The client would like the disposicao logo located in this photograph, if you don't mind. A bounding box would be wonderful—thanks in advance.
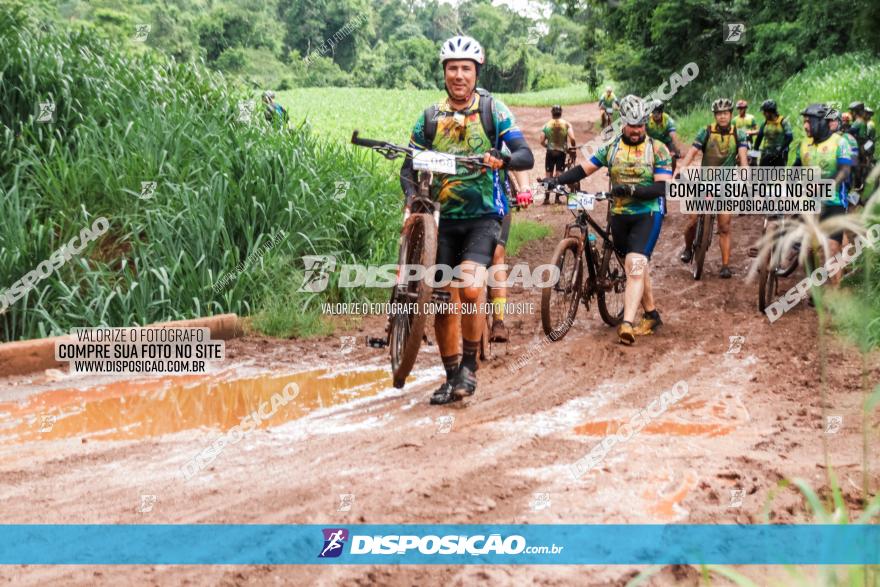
[318,528,349,558]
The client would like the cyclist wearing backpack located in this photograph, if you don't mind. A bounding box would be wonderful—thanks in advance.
[545,95,673,345]
[540,105,577,204]
[676,98,750,279]
[793,103,852,285]
[754,100,793,167]
[400,35,533,405]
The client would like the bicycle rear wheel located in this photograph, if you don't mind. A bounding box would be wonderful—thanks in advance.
[693,214,714,280]
[541,237,583,339]
[597,246,626,326]
[389,213,436,388]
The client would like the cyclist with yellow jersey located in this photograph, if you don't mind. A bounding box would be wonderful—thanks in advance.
[540,105,577,204]
[793,103,852,286]
[676,98,749,279]
[647,102,681,162]
[400,35,534,404]
[754,100,793,167]
[545,95,673,344]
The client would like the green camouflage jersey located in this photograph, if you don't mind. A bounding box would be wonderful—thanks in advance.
[589,136,673,215]
[794,133,853,208]
[693,123,749,167]
[408,93,523,220]
[647,113,677,147]
[542,118,571,152]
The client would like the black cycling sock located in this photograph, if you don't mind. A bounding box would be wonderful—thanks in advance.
[461,340,479,371]
[645,309,660,320]
[442,354,461,381]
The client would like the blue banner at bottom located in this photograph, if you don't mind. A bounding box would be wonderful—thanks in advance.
[1,525,878,564]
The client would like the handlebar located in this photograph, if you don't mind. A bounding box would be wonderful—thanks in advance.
[351,130,389,150]
[350,130,493,168]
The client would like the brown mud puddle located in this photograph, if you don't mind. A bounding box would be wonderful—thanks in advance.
[0,368,389,443]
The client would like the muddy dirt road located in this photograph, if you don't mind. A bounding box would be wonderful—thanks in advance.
[1,103,877,586]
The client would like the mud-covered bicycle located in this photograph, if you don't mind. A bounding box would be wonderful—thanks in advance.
[351,131,492,388]
[539,183,626,340]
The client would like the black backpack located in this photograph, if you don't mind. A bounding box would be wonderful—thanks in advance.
[422,87,498,150]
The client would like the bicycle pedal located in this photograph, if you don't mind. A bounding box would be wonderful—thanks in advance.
[367,337,387,348]
[747,247,759,258]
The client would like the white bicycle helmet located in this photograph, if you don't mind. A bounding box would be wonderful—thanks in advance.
[439,35,485,65]
[619,94,651,125]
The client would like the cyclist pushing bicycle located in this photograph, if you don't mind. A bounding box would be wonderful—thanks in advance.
[676,98,750,279]
[400,35,533,405]
[544,95,673,345]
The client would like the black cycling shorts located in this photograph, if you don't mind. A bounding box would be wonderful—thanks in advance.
[610,212,663,259]
[497,213,512,247]
[819,204,846,243]
[545,150,567,174]
[436,216,502,269]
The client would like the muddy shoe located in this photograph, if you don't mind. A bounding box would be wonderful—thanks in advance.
[633,312,662,336]
[429,381,460,405]
[679,248,693,264]
[451,364,477,398]
[617,321,635,345]
[489,319,508,343]
[719,265,732,279]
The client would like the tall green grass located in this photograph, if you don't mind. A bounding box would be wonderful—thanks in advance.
[0,6,399,341]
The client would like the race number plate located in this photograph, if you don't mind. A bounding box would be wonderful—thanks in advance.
[413,151,456,174]
[568,193,595,211]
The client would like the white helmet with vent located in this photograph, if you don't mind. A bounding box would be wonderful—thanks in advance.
[439,35,485,65]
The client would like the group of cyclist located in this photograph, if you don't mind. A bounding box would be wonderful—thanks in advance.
[389,33,874,405]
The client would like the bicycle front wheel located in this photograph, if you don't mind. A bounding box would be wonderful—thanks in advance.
[389,213,436,388]
[541,237,583,340]
[693,214,714,280]
[597,246,626,326]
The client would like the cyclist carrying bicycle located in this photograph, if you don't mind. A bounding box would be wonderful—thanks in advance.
[754,100,793,167]
[545,95,673,345]
[540,105,577,204]
[793,103,852,286]
[677,98,749,279]
[400,35,534,405]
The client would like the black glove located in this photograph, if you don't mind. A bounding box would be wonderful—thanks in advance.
[611,184,634,198]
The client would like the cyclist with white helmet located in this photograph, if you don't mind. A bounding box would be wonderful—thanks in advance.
[545,95,673,345]
[676,98,749,279]
[400,35,534,405]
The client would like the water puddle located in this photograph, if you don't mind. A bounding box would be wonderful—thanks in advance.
[0,368,391,444]
[573,419,733,437]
